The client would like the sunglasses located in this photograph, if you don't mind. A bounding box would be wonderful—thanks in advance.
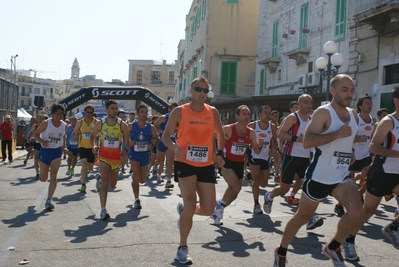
[86,111,94,114]
[193,87,210,94]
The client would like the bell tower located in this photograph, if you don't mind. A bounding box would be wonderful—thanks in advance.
[71,58,80,79]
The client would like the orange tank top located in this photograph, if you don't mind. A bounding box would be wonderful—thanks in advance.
[176,103,215,167]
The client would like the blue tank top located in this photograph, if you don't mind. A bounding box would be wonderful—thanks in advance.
[66,125,78,149]
[24,124,32,140]
[130,121,152,154]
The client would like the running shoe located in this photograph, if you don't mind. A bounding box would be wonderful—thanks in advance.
[70,168,74,176]
[95,174,102,191]
[165,180,174,189]
[175,245,193,265]
[263,192,273,214]
[274,174,280,184]
[36,173,40,180]
[322,243,346,267]
[66,167,71,175]
[121,167,126,174]
[286,196,299,205]
[134,199,142,209]
[242,176,249,186]
[306,216,324,230]
[273,246,287,267]
[210,201,224,225]
[100,208,110,220]
[157,175,163,183]
[394,208,399,218]
[382,224,399,249]
[342,240,359,261]
[253,204,263,214]
[80,184,86,193]
[334,204,345,217]
[177,202,184,229]
[23,160,27,165]
[44,200,54,211]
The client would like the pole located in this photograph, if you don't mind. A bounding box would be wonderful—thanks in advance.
[325,53,333,101]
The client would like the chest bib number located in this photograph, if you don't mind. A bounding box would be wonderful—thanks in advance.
[231,142,247,155]
[83,132,91,140]
[186,145,208,162]
[134,141,148,152]
[69,139,78,145]
[330,151,351,170]
[104,138,119,148]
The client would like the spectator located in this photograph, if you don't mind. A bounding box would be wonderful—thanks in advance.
[0,115,15,162]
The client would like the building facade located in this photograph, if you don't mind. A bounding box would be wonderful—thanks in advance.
[176,0,260,120]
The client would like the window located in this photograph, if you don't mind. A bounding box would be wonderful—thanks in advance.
[179,82,182,92]
[183,78,186,92]
[299,2,309,49]
[43,89,47,96]
[259,69,265,95]
[194,15,197,35]
[137,70,142,85]
[34,88,40,94]
[21,99,25,106]
[185,32,188,50]
[278,69,282,81]
[335,0,346,40]
[190,22,194,41]
[202,0,206,19]
[197,6,201,27]
[272,19,279,58]
[227,0,239,3]
[380,92,395,113]
[308,61,313,73]
[151,71,160,83]
[199,59,202,76]
[220,61,237,95]
[385,64,399,85]
[193,65,198,79]
[169,71,175,83]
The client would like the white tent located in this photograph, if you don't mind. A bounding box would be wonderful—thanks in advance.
[18,108,32,119]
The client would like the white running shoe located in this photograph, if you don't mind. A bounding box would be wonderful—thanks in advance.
[263,192,273,214]
[342,240,359,261]
[253,204,263,214]
[306,216,324,230]
[175,245,193,265]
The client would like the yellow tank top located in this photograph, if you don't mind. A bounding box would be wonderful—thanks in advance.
[79,118,97,148]
[98,118,123,160]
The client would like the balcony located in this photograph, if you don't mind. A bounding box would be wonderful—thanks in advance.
[285,48,311,65]
[258,58,281,72]
[354,0,399,34]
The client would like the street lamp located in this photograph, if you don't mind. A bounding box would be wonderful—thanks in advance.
[207,90,214,104]
[315,41,344,101]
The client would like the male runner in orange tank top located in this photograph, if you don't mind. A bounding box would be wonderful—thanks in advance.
[162,77,225,265]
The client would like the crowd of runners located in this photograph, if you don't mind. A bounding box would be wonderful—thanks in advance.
[10,75,399,266]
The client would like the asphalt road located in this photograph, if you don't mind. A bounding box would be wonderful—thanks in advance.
[0,152,397,266]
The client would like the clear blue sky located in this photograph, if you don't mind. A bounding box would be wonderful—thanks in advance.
[1,0,192,82]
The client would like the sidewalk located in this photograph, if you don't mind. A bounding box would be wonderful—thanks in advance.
[0,147,27,166]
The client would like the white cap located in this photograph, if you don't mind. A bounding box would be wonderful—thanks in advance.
[5,115,11,119]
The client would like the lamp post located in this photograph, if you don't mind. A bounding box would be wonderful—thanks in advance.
[315,41,344,101]
[207,90,214,104]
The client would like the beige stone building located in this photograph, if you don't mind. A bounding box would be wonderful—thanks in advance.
[176,0,259,119]
[352,0,399,116]
[128,59,177,114]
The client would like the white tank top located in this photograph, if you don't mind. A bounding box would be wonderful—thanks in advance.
[305,104,357,184]
[373,114,399,174]
[40,119,66,149]
[251,121,273,160]
[353,114,374,160]
[283,112,311,158]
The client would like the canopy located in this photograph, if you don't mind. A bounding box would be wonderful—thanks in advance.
[18,108,32,119]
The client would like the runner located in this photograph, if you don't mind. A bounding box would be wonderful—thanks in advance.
[248,105,277,214]
[128,104,159,209]
[210,105,263,225]
[33,104,67,210]
[162,77,225,265]
[73,104,97,193]
[90,100,129,220]
[66,117,78,176]
[274,74,362,267]
[28,114,46,179]
[23,117,36,165]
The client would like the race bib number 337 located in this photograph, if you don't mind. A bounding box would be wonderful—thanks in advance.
[186,145,209,162]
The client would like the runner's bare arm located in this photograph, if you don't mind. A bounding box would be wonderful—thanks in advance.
[151,125,160,146]
[90,120,101,153]
[33,120,48,146]
[369,117,399,158]
[277,114,297,142]
[249,128,262,155]
[153,116,166,134]
[271,123,278,152]
[72,119,81,141]
[121,122,130,150]
[162,107,181,150]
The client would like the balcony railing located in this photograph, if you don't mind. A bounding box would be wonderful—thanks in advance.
[354,0,399,15]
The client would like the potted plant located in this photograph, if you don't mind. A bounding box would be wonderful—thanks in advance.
[282,33,288,38]
[301,28,310,33]
[289,30,296,35]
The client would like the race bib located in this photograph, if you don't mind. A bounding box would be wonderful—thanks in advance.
[104,137,119,148]
[134,141,148,152]
[330,151,351,170]
[231,142,248,155]
[83,132,91,140]
[48,133,61,145]
[186,145,209,162]
[69,139,78,145]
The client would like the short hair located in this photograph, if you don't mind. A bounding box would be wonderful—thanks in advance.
[51,103,65,114]
[289,101,298,109]
[330,74,353,89]
[356,94,372,113]
[392,86,399,106]
[236,105,249,115]
[190,76,209,88]
[169,102,179,109]
[129,112,136,115]
[258,105,271,115]
[84,104,95,112]
[271,110,279,116]
[298,94,312,102]
[106,99,117,109]
[117,110,126,116]
[377,108,389,117]
[136,104,148,114]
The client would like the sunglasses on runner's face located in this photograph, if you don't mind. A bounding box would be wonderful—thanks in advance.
[193,87,210,94]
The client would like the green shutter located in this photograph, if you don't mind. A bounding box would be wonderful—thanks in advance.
[227,0,239,3]
[299,3,308,49]
[380,92,395,113]
[335,0,346,40]
[202,0,206,19]
[272,20,279,58]
[220,62,237,95]
[179,82,182,92]
[259,69,265,95]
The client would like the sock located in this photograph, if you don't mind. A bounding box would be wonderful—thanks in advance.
[254,199,259,206]
[290,192,295,197]
[218,199,227,207]
[82,183,86,186]
[167,177,171,182]
[328,239,341,250]
[46,198,51,204]
[346,234,355,243]
[389,219,399,231]
[277,246,287,256]
[135,198,140,201]
[101,207,106,211]
[266,193,273,202]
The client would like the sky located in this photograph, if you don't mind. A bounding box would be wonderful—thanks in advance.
[0,0,192,82]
